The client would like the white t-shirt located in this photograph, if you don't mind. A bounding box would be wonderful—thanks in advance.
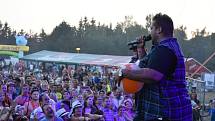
[30,64,34,70]
[30,107,44,121]
[112,96,124,108]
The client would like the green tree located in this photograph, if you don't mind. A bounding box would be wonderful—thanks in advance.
[191,27,209,38]
[2,22,12,38]
[18,29,25,36]
[145,14,153,31]
[39,28,47,38]
[174,25,187,40]
[90,18,96,26]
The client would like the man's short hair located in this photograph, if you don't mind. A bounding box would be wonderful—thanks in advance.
[30,88,39,94]
[152,13,174,36]
[103,96,110,101]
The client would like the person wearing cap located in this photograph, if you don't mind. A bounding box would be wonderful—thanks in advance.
[123,99,135,121]
[70,100,91,121]
[15,105,24,115]
[56,108,70,121]
[70,100,103,121]
[13,105,27,120]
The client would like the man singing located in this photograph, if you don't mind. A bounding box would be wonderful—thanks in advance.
[121,13,192,121]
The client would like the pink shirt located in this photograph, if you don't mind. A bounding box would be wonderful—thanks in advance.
[15,95,30,106]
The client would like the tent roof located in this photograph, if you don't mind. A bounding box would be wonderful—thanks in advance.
[21,51,211,74]
[21,50,132,67]
[185,58,212,75]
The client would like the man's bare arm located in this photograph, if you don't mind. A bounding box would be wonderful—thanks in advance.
[122,68,164,84]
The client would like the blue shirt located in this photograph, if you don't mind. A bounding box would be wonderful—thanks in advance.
[210,108,215,121]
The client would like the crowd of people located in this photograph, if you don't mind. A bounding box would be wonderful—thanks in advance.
[0,60,136,121]
[0,58,215,121]
[0,59,215,121]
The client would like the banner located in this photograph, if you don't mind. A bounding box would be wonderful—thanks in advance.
[204,73,215,87]
[0,45,29,52]
[0,51,18,57]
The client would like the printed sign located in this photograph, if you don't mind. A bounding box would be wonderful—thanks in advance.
[0,45,29,51]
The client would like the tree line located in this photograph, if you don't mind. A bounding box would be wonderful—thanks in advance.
[0,15,214,71]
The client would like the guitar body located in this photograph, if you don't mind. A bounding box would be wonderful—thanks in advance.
[119,63,144,94]
[120,78,144,93]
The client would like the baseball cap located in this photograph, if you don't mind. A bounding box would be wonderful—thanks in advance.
[56,108,69,117]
